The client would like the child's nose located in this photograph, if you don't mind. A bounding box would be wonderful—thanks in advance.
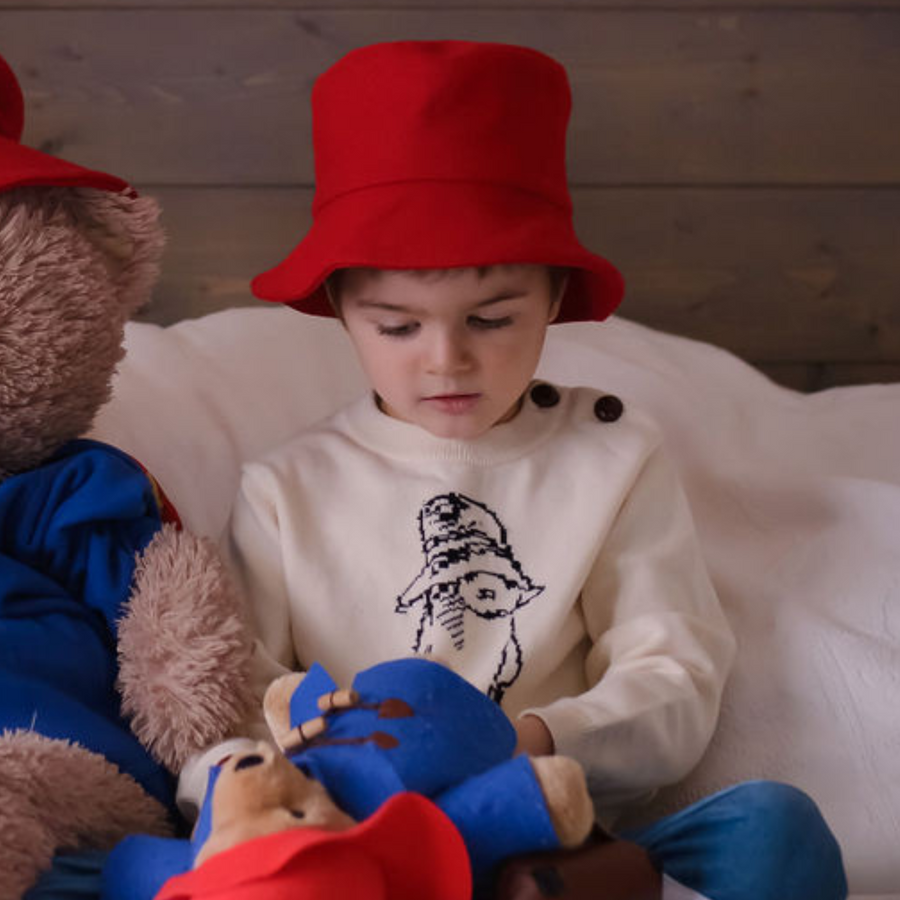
[426,329,472,374]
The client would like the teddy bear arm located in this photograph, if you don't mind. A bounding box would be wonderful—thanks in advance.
[118,524,255,772]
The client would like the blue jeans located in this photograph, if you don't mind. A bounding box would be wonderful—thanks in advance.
[624,781,848,900]
[27,781,847,900]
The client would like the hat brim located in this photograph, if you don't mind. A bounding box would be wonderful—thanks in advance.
[251,180,624,323]
[154,792,471,900]
[0,134,130,194]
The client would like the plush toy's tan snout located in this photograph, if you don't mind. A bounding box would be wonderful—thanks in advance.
[194,742,357,868]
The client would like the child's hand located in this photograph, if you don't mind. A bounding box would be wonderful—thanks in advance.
[514,714,555,757]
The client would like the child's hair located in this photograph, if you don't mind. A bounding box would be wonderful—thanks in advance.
[325,265,570,317]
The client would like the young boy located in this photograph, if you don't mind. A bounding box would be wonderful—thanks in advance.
[181,41,847,900]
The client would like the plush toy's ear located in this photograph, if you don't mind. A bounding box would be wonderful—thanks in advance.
[69,187,165,318]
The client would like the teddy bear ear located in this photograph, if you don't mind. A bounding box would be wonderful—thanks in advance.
[72,187,166,318]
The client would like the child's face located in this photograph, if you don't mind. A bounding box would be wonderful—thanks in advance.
[338,265,563,440]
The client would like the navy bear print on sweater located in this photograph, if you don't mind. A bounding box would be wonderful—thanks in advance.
[395,493,544,703]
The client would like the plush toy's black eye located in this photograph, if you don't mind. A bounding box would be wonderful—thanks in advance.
[290,809,306,819]
[234,754,265,771]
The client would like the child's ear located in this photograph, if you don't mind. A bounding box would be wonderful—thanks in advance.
[548,272,569,323]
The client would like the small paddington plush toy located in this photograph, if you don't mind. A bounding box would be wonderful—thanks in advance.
[0,53,253,898]
[114,740,473,900]
[103,657,595,900]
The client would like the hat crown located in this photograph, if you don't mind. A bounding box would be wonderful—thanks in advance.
[0,55,25,143]
[311,41,572,215]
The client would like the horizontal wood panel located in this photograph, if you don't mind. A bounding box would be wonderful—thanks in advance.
[142,185,900,371]
[3,8,899,185]
[4,1,900,8]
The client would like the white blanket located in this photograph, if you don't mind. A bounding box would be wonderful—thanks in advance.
[92,307,900,898]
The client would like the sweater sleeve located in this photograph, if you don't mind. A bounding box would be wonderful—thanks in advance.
[522,443,736,811]
[224,461,300,698]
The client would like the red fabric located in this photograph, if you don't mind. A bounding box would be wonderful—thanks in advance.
[0,53,130,194]
[154,793,471,900]
[252,40,625,323]
[133,459,183,530]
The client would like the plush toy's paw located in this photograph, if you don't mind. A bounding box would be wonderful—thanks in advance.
[530,756,595,848]
[263,671,361,755]
[118,524,254,772]
[262,672,306,751]
[194,741,356,868]
[0,730,172,900]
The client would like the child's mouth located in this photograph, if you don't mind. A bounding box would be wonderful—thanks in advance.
[424,394,481,415]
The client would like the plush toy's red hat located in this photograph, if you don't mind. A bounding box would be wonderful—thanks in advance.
[0,53,129,194]
[252,40,625,323]
[154,792,471,900]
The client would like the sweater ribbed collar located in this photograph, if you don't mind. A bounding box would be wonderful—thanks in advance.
[337,382,566,466]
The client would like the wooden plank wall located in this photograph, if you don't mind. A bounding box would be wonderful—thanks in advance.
[1,1,898,390]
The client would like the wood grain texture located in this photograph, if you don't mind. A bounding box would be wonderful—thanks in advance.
[145,185,900,359]
[3,8,899,185]
[1,4,897,388]
[3,1,900,8]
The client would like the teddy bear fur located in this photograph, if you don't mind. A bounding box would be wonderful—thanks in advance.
[0,181,253,899]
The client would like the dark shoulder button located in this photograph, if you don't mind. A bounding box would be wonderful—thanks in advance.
[594,394,624,422]
[530,382,560,408]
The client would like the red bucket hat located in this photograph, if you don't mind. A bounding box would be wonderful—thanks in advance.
[252,40,624,323]
[0,52,129,194]
[154,792,471,900]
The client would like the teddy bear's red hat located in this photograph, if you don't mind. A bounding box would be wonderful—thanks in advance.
[153,792,471,900]
[0,53,130,194]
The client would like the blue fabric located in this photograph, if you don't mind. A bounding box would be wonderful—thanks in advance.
[24,850,108,900]
[294,658,518,798]
[0,440,174,806]
[289,660,337,723]
[624,780,848,900]
[437,754,558,888]
[101,837,193,900]
[287,658,554,874]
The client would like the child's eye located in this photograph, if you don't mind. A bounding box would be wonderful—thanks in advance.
[377,322,419,338]
[468,315,513,330]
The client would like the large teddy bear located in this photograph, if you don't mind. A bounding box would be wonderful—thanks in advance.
[0,53,252,899]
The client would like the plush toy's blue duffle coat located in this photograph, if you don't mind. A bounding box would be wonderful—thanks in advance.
[0,439,174,806]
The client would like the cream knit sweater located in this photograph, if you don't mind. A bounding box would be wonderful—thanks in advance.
[179,383,735,823]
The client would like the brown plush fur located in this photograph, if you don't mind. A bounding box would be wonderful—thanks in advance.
[0,730,172,900]
[0,187,162,480]
[118,525,254,772]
